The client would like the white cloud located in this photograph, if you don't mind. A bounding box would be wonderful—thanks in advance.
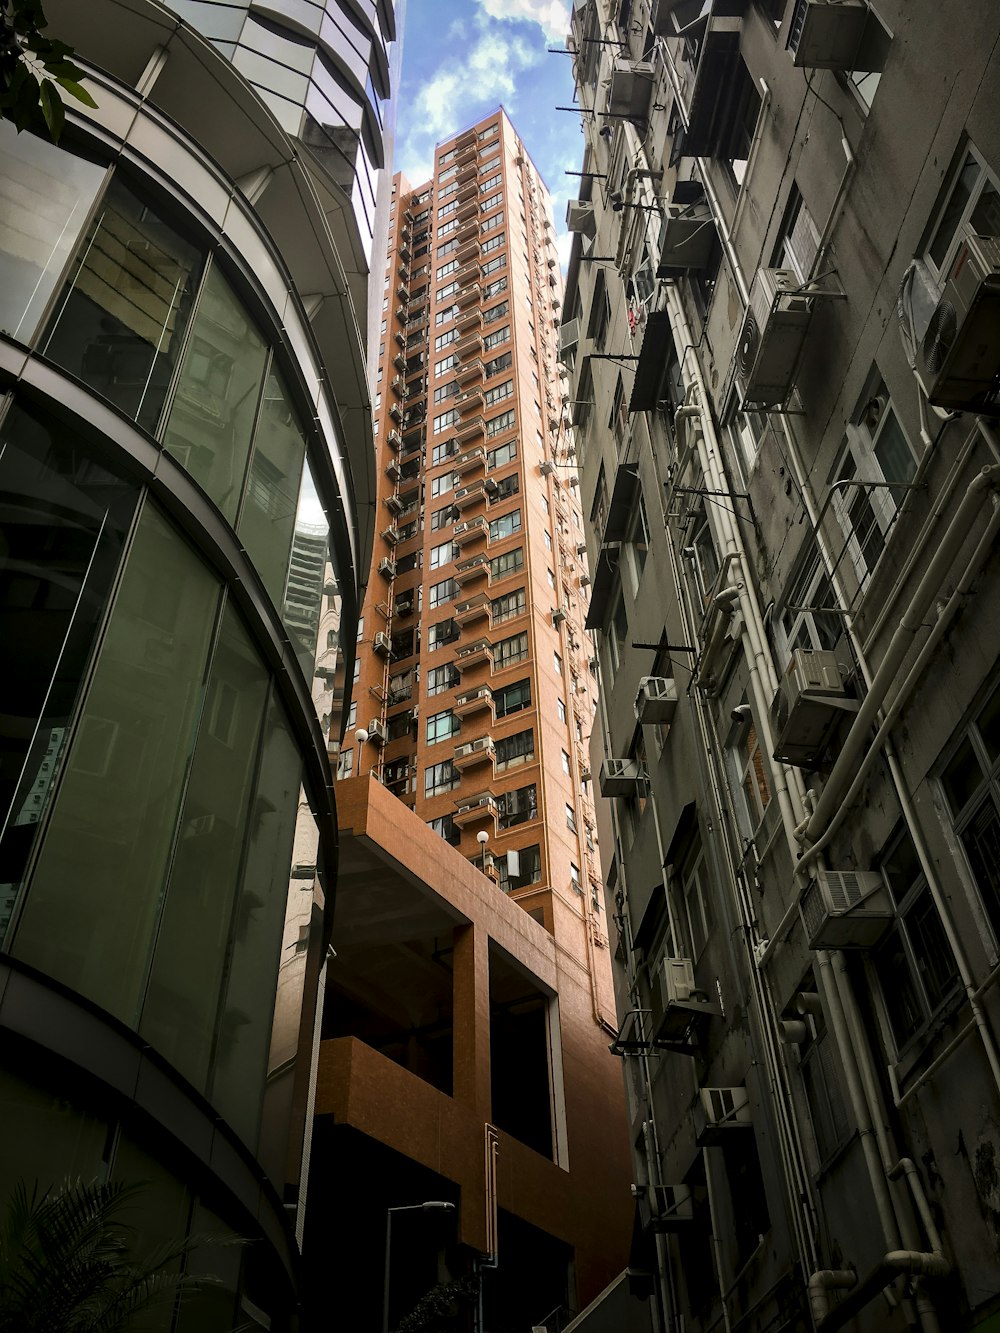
[478,0,570,42]
[556,227,574,275]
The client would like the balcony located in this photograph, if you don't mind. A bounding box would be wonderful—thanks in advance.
[454,685,494,717]
[454,415,485,445]
[453,737,496,770]
[456,386,484,415]
[455,637,493,669]
[386,429,402,452]
[457,195,479,223]
[454,259,482,288]
[456,177,477,204]
[454,358,484,386]
[388,402,403,423]
[384,493,404,516]
[453,792,499,828]
[456,307,482,334]
[456,331,483,361]
[453,515,488,547]
[453,446,487,477]
[385,459,402,482]
[454,553,490,585]
[456,236,479,266]
[454,591,491,624]
[456,282,481,309]
[453,479,493,510]
[391,376,406,397]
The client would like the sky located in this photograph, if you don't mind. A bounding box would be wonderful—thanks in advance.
[394,0,583,269]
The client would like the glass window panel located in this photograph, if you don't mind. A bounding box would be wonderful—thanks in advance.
[907,890,959,1012]
[874,928,924,1047]
[163,262,269,521]
[0,408,139,935]
[977,681,1000,763]
[43,175,204,434]
[237,367,307,603]
[873,411,915,487]
[11,502,221,1024]
[942,736,984,812]
[0,123,107,344]
[283,464,330,677]
[0,1068,105,1203]
[970,179,1000,239]
[928,154,978,269]
[139,602,270,1093]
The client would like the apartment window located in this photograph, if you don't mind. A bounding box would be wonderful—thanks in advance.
[429,813,459,845]
[482,190,503,212]
[925,142,1000,280]
[543,530,552,551]
[495,630,529,669]
[436,281,460,303]
[433,408,459,434]
[779,540,842,661]
[336,748,354,779]
[480,172,502,193]
[487,440,517,469]
[799,1004,850,1164]
[489,508,521,542]
[728,713,772,837]
[498,843,542,892]
[428,577,458,608]
[427,664,459,696]
[495,678,531,718]
[872,831,960,1051]
[483,299,510,326]
[495,728,535,771]
[482,232,506,254]
[609,374,628,448]
[431,472,455,498]
[427,709,459,745]
[689,504,720,604]
[390,627,415,660]
[437,199,458,218]
[353,658,360,682]
[347,701,357,729]
[624,494,649,593]
[486,410,516,438]
[565,804,577,832]
[493,472,519,502]
[499,783,538,829]
[431,504,455,533]
[485,351,513,378]
[561,750,570,774]
[772,185,820,282]
[554,651,562,674]
[484,380,514,407]
[437,217,459,237]
[431,441,456,467]
[436,259,460,281]
[429,539,455,569]
[547,568,555,589]
[831,371,915,588]
[940,677,1000,939]
[490,546,524,580]
[425,760,458,796]
[428,618,459,650]
[719,58,762,187]
[484,276,508,299]
[586,269,610,346]
[570,863,581,893]
[680,841,714,958]
[557,698,566,723]
[482,255,507,277]
[590,463,609,535]
[604,585,628,678]
[435,354,458,376]
[483,326,510,350]
[492,587,526,623]
[433,381,458,405]
[435,306,458,326]
[435,329,459,350]
[437,238,459,257]
[726,403,769,476]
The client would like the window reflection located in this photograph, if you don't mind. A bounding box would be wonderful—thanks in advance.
[163,262,268,521]
[0,123,107,344]
[238,367,307,602]
[43,176,203,434]
[283,464,330,676]
[0,407,139,938]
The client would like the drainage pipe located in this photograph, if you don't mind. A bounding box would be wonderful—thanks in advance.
[807,1270,856,1326]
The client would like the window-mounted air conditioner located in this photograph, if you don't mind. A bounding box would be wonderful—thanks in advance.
[634,676,678,725]
[599,758,642,797]
[558,318,581,362]
[800,868,893,949]
[636,1183,694,1234]
[377,557,397,580]
[381,526,400,547]
[735,267,813,409]
[366,719,387,745]
[552,606,568,625]
[373,631,392,657]
[539,460,556,477]
[456,737,494,759]
[394,597,414,616]
[695,1087,752,1145]
[769,648,854,767]
[787,0,870,69]
[651,956,720,1041]
[658,202,716,271]
[387,429,402,451]
[919,228,1000,416]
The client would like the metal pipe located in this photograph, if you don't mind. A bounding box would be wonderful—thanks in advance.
[807,1269,856,1325]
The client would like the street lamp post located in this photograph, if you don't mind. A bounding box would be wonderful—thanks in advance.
[355,727,369,777]
[476,828,489,873]
[382,1201,456,1333]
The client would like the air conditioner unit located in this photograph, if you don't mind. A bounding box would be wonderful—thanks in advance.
[580,573,591,587]
[539,460,556,477]
[695,1087,752,1145]
[599,758,642,797]
[658,202,717,271]
[381,526,400,547]
[735,267,814,409]
[787,0,869,69]
[387,429,402,451]
[366,719,387,745]
[800,868,893,949]
[377,557,397,580]
[770,648,853,767]
[394,597,414,616]
[373,631,392,657]
[558,318,580,362]
[636,1183,694,1233]
[565,199,597,239]
[919,229,1000,415]
[552,607,567,625]
[635,676,678,725]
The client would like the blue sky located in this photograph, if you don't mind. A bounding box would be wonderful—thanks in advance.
[395,0,582,266]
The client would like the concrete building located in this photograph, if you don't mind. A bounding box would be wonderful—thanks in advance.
[306,110,634,1329]
[559,2,1000,1331]
[0,0,394,1324]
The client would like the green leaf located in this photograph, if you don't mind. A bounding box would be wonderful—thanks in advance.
[54,75,95,107]
[38,74,63,140]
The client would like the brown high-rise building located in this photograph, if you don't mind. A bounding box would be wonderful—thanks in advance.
[352,109,610,981]
[305,110,634,1331]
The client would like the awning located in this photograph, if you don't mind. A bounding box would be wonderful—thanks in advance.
[684,8,744,157]
[605,461,641,540]
[629,311,674,413]
[584,542,622,630]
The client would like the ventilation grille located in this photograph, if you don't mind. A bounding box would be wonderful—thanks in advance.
[737,309,761,379]
[922,300,959,375]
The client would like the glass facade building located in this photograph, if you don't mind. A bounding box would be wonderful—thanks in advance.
[0,0,392,1323]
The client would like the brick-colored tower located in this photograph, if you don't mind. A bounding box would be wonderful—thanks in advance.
[349,109,614,1023]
